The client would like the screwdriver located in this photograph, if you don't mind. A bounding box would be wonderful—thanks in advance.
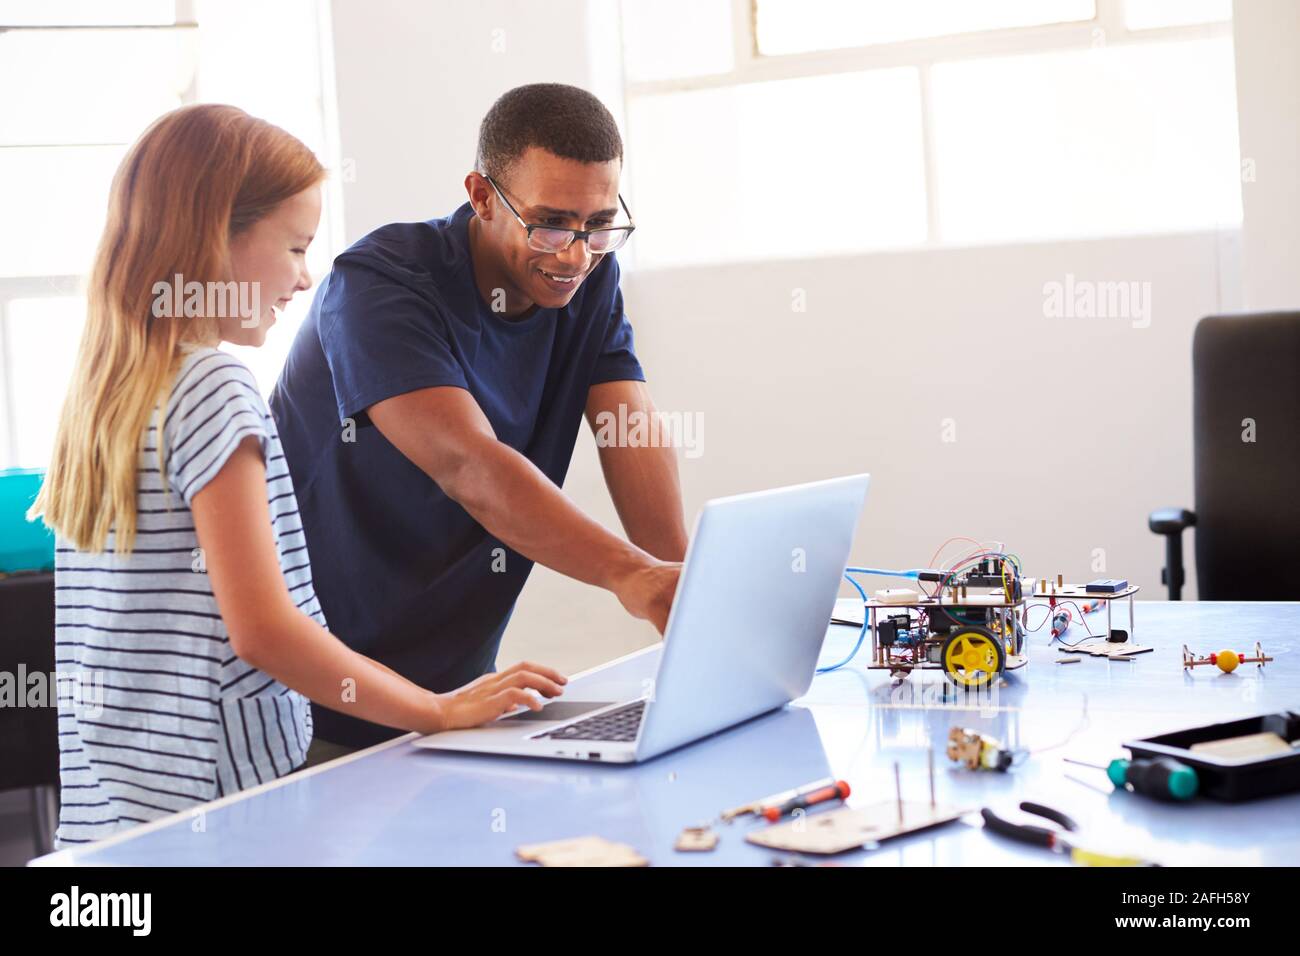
[762,780,851,821]
[1064,756,1198,801]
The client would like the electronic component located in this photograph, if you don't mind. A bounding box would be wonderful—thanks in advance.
[875,613,911,647]
[1085,578,1128,593]
[947,727,1013,772]
[874,587,921,605]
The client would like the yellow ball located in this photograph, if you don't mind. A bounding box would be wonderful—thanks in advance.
[1215,649,1240,673]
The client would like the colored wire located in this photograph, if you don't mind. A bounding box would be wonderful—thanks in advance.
[845,566,925,579]
[1027,692,1091,757]
[1023,600,1103,649]
[930,551,1022,625]
[818,571,870,673]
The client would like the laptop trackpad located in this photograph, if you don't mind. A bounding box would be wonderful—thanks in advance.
[498,701,614,723]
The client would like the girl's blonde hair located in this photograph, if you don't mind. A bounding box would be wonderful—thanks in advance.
[29,104,325,553]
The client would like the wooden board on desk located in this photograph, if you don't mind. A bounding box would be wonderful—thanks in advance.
[746,801,965,855]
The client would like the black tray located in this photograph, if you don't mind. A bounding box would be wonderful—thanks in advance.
[1124,711,1300,802]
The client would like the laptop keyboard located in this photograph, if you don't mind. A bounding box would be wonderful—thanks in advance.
[538,700,647,742]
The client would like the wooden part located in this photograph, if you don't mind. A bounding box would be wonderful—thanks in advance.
[674,826,719,852]
[1058,643,1152,658]
[745,801,964,855]
[869,653,1028,674]
[1182,642,1273,671]
[863,591,1028,609]
[516,835,648,867]
[947,727,985,770]
[1190,732,1292,760]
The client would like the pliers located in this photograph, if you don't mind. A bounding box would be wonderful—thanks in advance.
[980,801,1156,866]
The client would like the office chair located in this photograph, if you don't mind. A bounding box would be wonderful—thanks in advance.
[1149,312,1300,600]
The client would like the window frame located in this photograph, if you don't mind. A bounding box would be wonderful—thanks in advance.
[0,3,198,468]
[620,0,1234,248]
[0,0,346,469]
[0,2,198,468]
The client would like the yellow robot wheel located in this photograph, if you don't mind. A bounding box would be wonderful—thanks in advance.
[941,625,1006,688]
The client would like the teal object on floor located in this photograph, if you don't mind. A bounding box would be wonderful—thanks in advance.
[0,468,55,573]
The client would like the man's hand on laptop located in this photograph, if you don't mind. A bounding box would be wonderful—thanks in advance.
[613,559,681,635]
[433,661,568,731]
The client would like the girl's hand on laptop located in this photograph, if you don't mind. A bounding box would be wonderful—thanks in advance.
[433,661,568,731]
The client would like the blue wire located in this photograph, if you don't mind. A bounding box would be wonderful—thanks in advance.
[845,566,922,578]
[818,571,872,673]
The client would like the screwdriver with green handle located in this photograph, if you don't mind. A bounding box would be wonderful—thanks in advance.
[1065,756,1199,801]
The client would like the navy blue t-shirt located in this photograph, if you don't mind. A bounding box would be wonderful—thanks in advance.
[269,202,644,746]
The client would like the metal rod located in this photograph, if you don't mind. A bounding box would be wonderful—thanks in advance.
[894,762,903,825]
[1063,757,1107,770]
[871,605,880,665]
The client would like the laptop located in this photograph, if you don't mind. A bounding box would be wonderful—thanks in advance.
[412,473,870,763]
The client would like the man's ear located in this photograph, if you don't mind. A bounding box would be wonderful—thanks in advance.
[465,172,493,219]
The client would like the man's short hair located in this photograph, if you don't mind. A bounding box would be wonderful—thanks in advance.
[476,83,623,182]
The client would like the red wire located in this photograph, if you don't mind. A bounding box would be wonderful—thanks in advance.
[1025,599,1101,639]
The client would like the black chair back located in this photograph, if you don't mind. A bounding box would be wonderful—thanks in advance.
[1192,313,1300,600]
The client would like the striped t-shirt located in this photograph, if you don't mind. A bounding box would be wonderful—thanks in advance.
[54,346,323,846]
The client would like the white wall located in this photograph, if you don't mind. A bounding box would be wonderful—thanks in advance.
[329,0,623,243]
[528,231,1239,671]
[1232,0,1300,310]
[327,1,1252,676]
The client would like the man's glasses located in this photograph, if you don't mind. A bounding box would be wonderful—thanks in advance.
[484,174,635,254]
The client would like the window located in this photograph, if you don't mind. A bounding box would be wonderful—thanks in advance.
[621,0,734,82]
[1123,0,1231,31]
[1,298,85,468]
[929,37,1241,243]
[627,69,927,265]
[0,0,343,469]
[755,0,1097,55]
[619,0,1242,268]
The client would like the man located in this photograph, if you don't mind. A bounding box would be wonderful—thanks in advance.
[270,83,687,754]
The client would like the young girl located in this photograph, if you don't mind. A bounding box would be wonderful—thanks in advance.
[31,104,565,845]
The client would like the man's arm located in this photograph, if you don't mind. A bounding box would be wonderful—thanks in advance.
[585,380,687,562]
[367,386,679,632]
